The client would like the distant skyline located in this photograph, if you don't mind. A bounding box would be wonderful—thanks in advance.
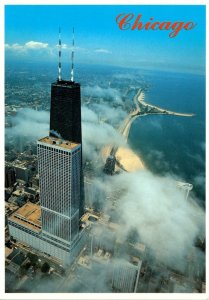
[5,5,206,74]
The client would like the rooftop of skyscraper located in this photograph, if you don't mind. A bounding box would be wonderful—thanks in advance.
[52,80,80,88]
[38,136,80,151]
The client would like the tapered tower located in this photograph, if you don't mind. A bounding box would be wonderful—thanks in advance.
[50,28,81,143]
[49,28,84,217]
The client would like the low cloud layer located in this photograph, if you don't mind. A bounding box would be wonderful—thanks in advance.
[82,106,126,161]
[90,103,126,126]
[6,108,49,140]
[5,103,205,291]
[92,170,205,269]
[6,104,205,273]
[83,85,123,104]
[6,107,126,162]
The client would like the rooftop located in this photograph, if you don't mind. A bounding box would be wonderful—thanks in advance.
[38,136,80,151]
[9,202,41,233]
[52,79,80,88]
[81,213,99,224]
[5,247,13,258]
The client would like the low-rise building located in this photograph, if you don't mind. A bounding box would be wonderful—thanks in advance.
[8,202,87,266]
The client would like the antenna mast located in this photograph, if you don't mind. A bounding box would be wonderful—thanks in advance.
[58,26,62,81]
[71,27,75,82]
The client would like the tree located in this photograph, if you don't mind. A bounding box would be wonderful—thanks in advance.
[19,265,27,276]
[27,252,38,265]
[41,262,50,273]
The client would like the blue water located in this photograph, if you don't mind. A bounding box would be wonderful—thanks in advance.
[129,71,205,204]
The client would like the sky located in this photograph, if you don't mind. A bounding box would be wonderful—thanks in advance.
[5,5,206,74]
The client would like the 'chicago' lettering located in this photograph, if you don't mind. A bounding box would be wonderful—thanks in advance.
[116,13,196,38]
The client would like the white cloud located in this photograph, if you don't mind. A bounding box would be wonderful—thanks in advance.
[56,43,68,49]
[55,44,87,52]
[61,43,68,49]
[81,106,125,162]
[5,41,48,53]
[95,170,205,269]
[94,48,111,54]
[5,106,205,274]
[25,41,48,49]
[6,108,49,140]
[5,43,25,52]
[5,41,103,59]
[83,85,122,104]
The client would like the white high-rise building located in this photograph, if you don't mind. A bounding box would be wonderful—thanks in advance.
[8,136,86,265]
[37,136,81,243]
[111,260,138,292]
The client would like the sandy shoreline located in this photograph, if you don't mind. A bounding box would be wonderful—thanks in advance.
[102,145,146,173]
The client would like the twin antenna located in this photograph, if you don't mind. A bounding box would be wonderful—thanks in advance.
[58,27,75,82]
[58,27,62,81]
[71,27,75,82]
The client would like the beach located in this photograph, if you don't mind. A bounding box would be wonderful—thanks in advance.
[102,145,145,173]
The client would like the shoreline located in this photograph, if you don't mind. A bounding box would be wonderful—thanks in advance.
[102,145,146,173]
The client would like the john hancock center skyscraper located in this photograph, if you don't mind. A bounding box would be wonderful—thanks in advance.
[8,29,86,265]
[39,28,85,257]
[50,28,84,218]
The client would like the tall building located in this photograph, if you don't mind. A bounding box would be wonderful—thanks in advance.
[38,136,81,243]
[50,81,82,144]
[50,80,84,217]
[13,164,29,182]
[5,166,16,188]
[8,131,86,265]
[111,260,139,292]
[49,29,84,217]
[8,29,86,265]
[50,27,81,144]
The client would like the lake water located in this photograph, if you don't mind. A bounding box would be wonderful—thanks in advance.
[128,71,205,204]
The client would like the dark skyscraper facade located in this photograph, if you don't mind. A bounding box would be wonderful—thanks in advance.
[5,166,16,188]
[49,28,84,218]
[50,80,82,144]
[50,80,84,218]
